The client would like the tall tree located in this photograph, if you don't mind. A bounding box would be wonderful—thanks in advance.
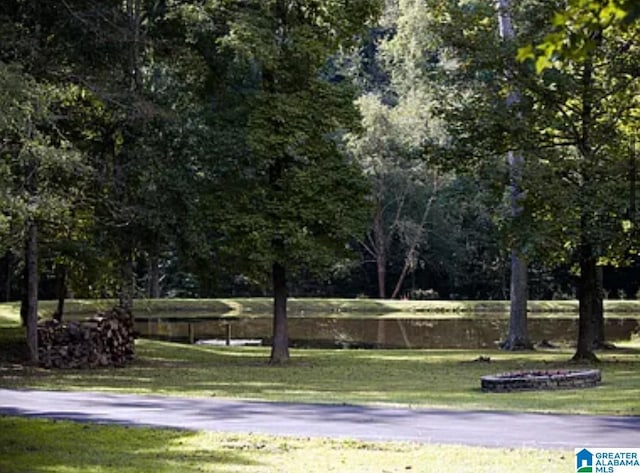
[217,0,382,363]
[516,1,640,361]
[346,93,441,299]
[49,0,216,309]
[1,0,222,320]
[381,0,537,314]
[342,0,475,301]
[0,63,86,362]
[496,0,532,350]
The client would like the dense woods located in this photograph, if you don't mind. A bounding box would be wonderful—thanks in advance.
[0,0,638,363]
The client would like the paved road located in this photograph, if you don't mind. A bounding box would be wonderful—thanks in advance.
[1,389,638,449]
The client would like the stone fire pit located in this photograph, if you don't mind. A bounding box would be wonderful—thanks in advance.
[481,369,601,392]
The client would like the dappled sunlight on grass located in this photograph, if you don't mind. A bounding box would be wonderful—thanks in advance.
[0,416,573,473]
[0,303,20,328]
[0,416,258,473]
[2,331,639,415]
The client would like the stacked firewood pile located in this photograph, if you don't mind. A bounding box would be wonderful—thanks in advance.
[38,307,135,369]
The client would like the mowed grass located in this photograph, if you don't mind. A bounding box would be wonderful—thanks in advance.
[3,298,640,322]
[2,334,639,415]
[0,301,633,471]
[0,416,573,473]
[1,300,639,416]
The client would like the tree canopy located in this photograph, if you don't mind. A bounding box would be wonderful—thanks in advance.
[1,0,639,363]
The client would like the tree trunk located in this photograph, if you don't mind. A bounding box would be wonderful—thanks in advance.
[53,264,67,322]
[376,254,386,299]
[390,179,438,300]
[24,221,39,364]
[118,245,135,310]
[20,270,27,327]
[269,262,290,364]
[572,48,599,362]
[501,249,532,349]
[572,243,600,362]
[390,249,413,300]
[148,255,161,299]
[591,265,610,349]
[126,0,143,92]
[1,251,12,302]
[496,0,531,350]
[372,207,387,298]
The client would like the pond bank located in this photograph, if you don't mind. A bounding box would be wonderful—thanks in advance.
[3,298,640,321]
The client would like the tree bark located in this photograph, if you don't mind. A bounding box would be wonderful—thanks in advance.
[572,50,600,362]
[497,0,531,350]
[390,177,438,299]
[501,249,532,349]
[24,221,39,364]
[20,267,27,327]
[372,207,387,298]
[573,243,600,362]
[148,254,161,298]
[126,0,143,92]
[118,245,135,311]
[390,248,414,300]
[1,251,12,302]
[53,264,67,322]
[269,262,290,364]
[591,265,609,349]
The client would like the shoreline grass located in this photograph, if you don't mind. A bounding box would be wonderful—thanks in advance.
[2,299,640,324]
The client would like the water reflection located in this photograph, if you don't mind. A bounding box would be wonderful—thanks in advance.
[134,312,639,349]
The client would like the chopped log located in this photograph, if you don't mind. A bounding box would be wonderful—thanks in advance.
[37,307,135,369]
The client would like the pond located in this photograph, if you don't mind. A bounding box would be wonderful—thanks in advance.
[134,312,640,349]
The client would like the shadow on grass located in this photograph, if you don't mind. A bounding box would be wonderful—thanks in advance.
[2,331,639,416]
[0,327,28,364]
[0,415,259,473]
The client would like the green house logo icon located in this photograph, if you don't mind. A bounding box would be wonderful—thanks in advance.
[576,449,593,473]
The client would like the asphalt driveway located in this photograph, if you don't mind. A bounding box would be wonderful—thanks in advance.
[0,389,638,449]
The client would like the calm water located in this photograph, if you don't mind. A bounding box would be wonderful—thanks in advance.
[134,311,639,349]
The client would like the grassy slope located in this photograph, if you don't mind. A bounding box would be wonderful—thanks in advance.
[0,416,572,473]
[2,298,640,322]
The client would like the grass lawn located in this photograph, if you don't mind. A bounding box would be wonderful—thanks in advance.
[2,333,639,415]
[1,301,639,415]
[0,301,635,471]
[0,416,573,473]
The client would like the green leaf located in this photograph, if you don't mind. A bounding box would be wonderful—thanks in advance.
[516,45,535,63]
[551,11,567,27]
[599,2,627,22]
[535,55,553,74]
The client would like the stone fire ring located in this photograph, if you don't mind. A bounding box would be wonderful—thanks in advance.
[481,369,601,392]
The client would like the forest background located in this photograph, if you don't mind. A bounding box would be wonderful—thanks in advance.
[1,0,639,362]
